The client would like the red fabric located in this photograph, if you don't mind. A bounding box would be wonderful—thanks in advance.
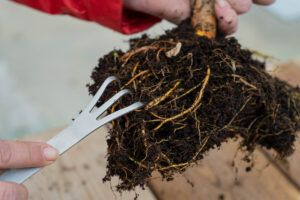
[13,0,161,34]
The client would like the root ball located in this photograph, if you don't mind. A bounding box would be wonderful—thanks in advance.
[88,22,300,191]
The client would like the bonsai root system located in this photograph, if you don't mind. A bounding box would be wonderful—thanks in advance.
[88,22,300,191]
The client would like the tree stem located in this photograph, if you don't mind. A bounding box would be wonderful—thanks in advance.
[192,0,217,39]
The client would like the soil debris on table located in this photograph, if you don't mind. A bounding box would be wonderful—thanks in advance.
[88,21,300,192]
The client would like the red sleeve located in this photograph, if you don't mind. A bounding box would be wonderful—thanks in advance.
[12,0,161,34]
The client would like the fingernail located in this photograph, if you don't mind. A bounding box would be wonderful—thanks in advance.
[216,0,227,8]
[43,147,59,161]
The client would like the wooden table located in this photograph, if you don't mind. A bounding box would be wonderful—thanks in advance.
[25,62,300,200]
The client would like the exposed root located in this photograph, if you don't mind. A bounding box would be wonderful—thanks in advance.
[145,81,181,110]
[232,74,258,90]
[122,70,150,88]
[122,46,159,64]
[168,81,202,104]
[154,66,211,131]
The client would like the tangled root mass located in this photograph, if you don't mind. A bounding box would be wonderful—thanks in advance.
[88,22,300,191]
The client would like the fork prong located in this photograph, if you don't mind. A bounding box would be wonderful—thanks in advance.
[83,76,119,114]
[96,102,144,126]
[92,89,132,119]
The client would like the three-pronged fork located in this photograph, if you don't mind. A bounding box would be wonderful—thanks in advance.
[0,76,144,184]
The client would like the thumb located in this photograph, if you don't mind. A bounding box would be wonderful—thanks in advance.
[0,140,59,169]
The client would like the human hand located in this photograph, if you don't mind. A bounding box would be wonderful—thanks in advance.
[0,140,58,200]
[124,0,275,35]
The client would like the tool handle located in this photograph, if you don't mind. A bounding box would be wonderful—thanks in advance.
[0,168,41,184]
[192,0,217,39]
[0,127,73,184]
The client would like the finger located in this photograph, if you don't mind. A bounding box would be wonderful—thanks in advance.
[0,140,58,169]
[215,0,239,35]
[253,0,275,5]
[124,0,191,24]
[0,182,28,200]
[227,0,252,14]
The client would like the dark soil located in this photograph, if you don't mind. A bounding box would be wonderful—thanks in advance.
[88,21,300,192]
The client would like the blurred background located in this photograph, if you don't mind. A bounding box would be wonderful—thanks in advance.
[0,0,300,139]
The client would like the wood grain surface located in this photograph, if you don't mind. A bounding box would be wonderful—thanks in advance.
[24,127,155,200]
